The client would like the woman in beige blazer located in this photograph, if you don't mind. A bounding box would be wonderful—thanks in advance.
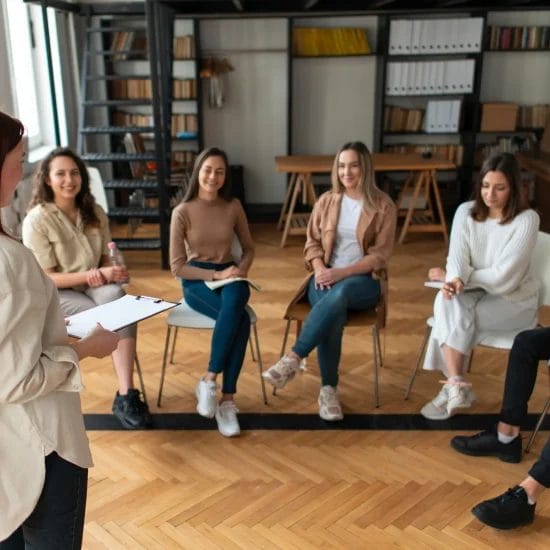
[0,111,119,548]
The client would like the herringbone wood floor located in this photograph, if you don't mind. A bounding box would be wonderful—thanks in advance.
[81,223,550,548]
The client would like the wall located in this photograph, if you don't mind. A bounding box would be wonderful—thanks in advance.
[200,18,288,204]
[291,16,378,154]
[481,10,550,104]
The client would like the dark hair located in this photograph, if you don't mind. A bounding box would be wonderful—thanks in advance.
[183,147,232,202]
[0,111,25,233]
[471,152,526,224]
[29,147,100,228]
[331,141,383,210]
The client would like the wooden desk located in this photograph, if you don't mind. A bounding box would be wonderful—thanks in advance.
[517,151,550,233]
[275,153,455,247]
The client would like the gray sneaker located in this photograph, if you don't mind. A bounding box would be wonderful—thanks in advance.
[262,355,300,389]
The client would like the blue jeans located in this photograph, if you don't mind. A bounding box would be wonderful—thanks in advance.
[0,452,88,549]
[182,261,251,394]
[292,274,381,387]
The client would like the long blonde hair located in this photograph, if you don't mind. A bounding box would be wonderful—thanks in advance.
[330,141,383,211]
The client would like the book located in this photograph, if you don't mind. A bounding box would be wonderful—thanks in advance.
[205,277,261,292]
[424,281,478,291]
[66,295,177,338]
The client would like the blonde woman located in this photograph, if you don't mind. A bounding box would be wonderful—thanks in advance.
[263,142,397,420]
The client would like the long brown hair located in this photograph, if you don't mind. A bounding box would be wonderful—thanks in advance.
[183,147,232,202]
[330,141,383,211]
[0,111,25,234]
[29,147,100,228]
[471,152,526,224]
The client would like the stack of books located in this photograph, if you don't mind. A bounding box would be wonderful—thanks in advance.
[383,106,425,132]
[487,26,550,50]
[384,143,464,165]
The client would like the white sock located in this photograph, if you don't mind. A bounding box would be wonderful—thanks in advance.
[497,431,518,444]
[448,375,464,384]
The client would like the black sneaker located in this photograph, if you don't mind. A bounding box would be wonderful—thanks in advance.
[112,389,152,429]
[450,429,522,463]
[472,486,535,529]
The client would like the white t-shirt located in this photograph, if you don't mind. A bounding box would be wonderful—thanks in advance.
[330,194,364,268]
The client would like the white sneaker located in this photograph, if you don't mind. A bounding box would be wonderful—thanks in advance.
[215,401,240,437]
[318,386,344,421]
[195,379,217,418]
[420,384,451,420]
[447,384,476,416]
[262,355,301,389]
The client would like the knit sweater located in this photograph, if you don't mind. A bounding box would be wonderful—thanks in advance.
[445,201,540,302]
[170,197,254,280]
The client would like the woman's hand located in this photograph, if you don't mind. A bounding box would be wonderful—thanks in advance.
[86,268,106,288]
[442,277,464,300]
[314,267,346,290]
[428,267,446,281]
[72,323,119,359]
[214,265,243,281]
[99,265,130,284]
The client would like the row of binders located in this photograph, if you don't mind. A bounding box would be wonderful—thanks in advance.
[389,18,484,55]
[424,100,461,133]
[386,60,475,96]
[111,79,197,100]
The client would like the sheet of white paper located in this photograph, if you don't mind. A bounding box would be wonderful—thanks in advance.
[66,294,177,338]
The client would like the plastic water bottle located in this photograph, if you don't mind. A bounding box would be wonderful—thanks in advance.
[107,241,129,286]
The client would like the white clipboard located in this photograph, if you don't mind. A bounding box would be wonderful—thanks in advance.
[66,294,178,338]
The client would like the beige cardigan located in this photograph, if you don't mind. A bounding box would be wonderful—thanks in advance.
[290,190,397,304]
[0,235,92,541]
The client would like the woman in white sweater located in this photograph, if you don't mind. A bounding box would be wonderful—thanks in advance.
[421,152,540,420]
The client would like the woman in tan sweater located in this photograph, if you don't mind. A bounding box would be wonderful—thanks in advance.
[170,147,255,437]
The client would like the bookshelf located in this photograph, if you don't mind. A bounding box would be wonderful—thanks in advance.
[376,14,486,207]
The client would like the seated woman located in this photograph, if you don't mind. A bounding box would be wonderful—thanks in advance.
[21,148,151,430]
[421,152,540,420]
[170,147,255,437]
[262,141,397,420]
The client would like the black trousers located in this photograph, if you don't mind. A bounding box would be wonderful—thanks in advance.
[499,326,550,488]
[0,452,88,549]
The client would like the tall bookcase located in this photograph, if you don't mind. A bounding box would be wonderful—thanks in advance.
[375,14,486,206]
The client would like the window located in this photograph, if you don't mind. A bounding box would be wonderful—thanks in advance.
[3,0,67,151]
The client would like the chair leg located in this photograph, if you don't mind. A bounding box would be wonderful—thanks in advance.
[404,325,432,400]
[157,326,173,407]
[134,355,148,407]
[248,334,258,362]
[169,326,179,364]
[525,397,550,453]
[274,319,293,396]
[251,322,268,405]
[372,325,381,408]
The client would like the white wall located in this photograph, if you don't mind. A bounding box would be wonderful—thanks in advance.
[291,16,378,154]
[481,11,550,104]
[200,18,288,204]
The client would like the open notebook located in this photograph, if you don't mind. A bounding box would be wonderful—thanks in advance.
[66,294,177,338]
[205,277,261,291]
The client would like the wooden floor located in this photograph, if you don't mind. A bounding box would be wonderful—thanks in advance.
[81,223,550,548]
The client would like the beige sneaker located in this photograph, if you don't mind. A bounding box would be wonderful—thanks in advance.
[318,386,343,421]
[262,355,301,389]
[447,384,476,416]
[420,384,451,420]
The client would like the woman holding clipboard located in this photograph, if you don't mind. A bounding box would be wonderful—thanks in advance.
[22,148,151,430]
[0,112,119,547]
[170,147,255,437]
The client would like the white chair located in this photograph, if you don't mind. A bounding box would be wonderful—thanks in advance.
[404,231,550,400]
[87,166,110,213]
[156,300,268,406]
